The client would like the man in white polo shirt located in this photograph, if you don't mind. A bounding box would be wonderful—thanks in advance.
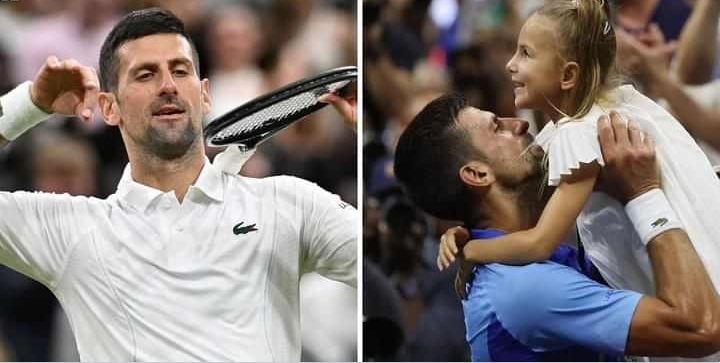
[0,8,356,362]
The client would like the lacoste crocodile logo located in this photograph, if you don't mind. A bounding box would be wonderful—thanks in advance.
[651,218,668,228]
[233,222,258,235]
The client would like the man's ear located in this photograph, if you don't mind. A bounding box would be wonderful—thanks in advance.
[98,92,120,126]
[201,78,211,115]
[560,61,580,91]
[459,161,494,189]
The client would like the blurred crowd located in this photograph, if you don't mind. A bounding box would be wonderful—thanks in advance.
[362,0,720,360]
[0,0,356,361]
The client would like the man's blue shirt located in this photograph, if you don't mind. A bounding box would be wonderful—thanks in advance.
[462,229,642,361]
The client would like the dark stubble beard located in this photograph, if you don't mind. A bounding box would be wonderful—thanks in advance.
[130,93,201,161]
[495,150,549,225]
[139,118,200,161]
[512,171,549,224]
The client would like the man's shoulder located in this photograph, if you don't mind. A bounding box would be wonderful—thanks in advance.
[1,191,111,221]
[223,173,325,193]
[479,259,581,277]
[5,190,108,206]
[474,261,590,303]
[222,173,337,207]
[471,262,603,332]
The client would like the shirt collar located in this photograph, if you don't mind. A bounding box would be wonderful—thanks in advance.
[116,157,224,212]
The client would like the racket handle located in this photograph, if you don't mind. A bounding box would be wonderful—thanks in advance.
[213,145,256,174]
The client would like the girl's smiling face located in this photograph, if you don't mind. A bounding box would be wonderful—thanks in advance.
[505,15,568,116]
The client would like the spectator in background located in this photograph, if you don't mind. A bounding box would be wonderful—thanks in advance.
[377,196,430,329]
[283,0,357,72]
[29,130,98,196]
[363,183,468,362]
[376,196,468,362]
[673,0,720,84]
[153,0,211,78]
[200,1,356,205]
[615,0,691,43]
[206,2,265,119]
[364,195,383,263]
[11,0,120,84]
[363,258,405,361]
[616,0,720,165]
[3,0,128,196]
[449,39,516,120]
[398,263,467,362]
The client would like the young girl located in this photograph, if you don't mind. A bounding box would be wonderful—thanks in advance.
[448,0,720,296]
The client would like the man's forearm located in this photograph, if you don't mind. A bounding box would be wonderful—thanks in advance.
[633,188,720,326]
[674,0,720,84]
[0,82,49,145]
[625,203,720,357]
[648,229,720,328]
[601,116,720,356]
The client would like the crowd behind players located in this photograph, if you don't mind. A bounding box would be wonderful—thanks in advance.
[0,0,357,361]
[362,0,720,360]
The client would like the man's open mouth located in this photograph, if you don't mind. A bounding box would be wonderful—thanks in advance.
[152,106,185,116]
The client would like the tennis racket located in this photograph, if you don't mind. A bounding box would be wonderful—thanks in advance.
[203,66,357,151]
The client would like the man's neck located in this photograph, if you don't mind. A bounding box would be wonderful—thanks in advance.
[128,146,206,203]
[467,184,545,233]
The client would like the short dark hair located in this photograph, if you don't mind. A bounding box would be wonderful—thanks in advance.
[99,7,200,92]
[394,94,478,221]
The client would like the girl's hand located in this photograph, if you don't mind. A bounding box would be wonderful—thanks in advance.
[437,226,470,271]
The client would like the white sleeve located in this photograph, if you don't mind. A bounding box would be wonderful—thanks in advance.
[537,86,667,187]
[0,191,84,287]
[0,81,49,140]
[545,120,605,186]
[294,179,357,288]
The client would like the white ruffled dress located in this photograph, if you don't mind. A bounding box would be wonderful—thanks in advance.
[534,85,720,296]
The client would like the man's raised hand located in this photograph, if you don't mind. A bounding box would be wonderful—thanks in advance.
[30,56,99,122]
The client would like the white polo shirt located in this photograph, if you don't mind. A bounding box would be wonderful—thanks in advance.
[0,86,357,362]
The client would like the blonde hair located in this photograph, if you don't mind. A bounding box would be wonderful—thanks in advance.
[535,0,622,119]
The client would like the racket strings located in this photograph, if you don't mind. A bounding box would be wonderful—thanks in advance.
[211,79,350,143]
[215,91,316,140]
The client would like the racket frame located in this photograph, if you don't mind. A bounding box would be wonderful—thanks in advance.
[203,66,357,151]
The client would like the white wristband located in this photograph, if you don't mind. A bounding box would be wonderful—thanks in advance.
[0,81,50,140]
[625,188,684,245]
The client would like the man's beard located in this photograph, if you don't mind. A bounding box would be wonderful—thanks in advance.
[513,171,549,221]
[135,118,200,161]
[495,158,549,224]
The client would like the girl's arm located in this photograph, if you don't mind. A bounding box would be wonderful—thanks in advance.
[462,162,600,264]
